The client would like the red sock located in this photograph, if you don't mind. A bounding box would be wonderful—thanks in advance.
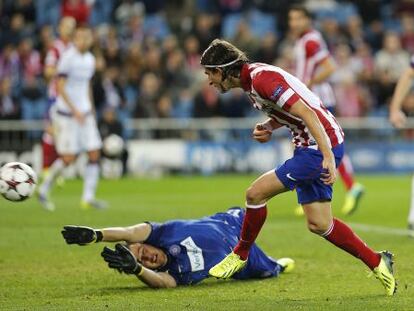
[323,218,380,270]
[338,155,355,191]
[42,134,58,169]
[233,204,267,260]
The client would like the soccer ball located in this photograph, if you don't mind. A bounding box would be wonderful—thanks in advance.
[0,162,37,202]
[103,134,124,157]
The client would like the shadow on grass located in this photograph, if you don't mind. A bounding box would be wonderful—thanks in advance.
[97,277,277,294]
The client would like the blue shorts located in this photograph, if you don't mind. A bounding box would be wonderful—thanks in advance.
[275,143,344,205]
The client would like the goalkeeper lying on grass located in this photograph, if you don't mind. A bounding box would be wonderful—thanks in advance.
[62,207,294,288]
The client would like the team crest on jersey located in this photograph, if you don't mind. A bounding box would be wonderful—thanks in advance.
[270,85,284,101]
[169,245,181,256]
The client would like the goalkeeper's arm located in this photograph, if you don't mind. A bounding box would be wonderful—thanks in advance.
[62,223,152,245]
[136,268,177,288]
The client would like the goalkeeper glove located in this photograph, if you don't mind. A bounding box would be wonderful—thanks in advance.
[101,243,143,275]
[61,225,103,245]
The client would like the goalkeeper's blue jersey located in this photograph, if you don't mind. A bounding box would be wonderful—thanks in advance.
[144,207,282,285]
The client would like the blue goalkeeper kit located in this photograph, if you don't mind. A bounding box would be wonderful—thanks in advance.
[145,207,282,285]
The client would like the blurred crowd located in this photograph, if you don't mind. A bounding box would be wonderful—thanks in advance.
[1,0,414,139]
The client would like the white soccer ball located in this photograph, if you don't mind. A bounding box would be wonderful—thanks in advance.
[103,134,124,157]
[0,162,37,202]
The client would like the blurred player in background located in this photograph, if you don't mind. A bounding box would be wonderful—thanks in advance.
[389,55,414,237]
[61,207,294,288]
[288,6,364,216]
[201,39,396,295]
[38,16,76,210]
[38,26,106,211]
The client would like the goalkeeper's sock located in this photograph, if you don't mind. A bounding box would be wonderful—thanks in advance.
[322,218,380,270]
[233,203,267,260]
[82,161,100,202]
[39,158,64,195]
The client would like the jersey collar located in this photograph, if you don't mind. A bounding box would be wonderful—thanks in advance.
[299,28,313,38]
[240,63,252,92]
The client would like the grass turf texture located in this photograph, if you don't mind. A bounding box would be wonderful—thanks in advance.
[0,175,413,310]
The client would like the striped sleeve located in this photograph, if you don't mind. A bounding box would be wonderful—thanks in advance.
[252,71,300,112]
[305,39,329,63]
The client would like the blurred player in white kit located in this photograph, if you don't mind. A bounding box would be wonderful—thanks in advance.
[38,26,106,211]
[38,16,75,210]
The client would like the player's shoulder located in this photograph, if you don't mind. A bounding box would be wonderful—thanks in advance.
[250,63,283,85]
[302,29,323,41]
[86,51,95,61]
[60,46,77,59]
[300,29,325,47]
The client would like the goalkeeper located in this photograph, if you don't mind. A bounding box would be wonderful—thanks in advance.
[61,207,294,288]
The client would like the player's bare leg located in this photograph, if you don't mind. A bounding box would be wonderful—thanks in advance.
[303,201,396,295]
[38,154,74,211]
[80,149,107,210]
[209,170,288,279]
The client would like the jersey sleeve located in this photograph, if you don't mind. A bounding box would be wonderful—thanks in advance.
[143,222,165,246]
[305,39,329,63]
[56,52,71,77]
[253,71,300,112]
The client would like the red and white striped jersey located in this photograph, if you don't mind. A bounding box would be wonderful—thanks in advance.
[294,29,336,107]
[240,63,344,148]
[45,39,72,98]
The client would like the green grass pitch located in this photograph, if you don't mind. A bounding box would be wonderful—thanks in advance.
[1,175,413,310]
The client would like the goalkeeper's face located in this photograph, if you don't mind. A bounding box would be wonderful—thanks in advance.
[128,243,168,270]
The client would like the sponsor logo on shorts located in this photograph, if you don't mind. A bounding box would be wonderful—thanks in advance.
[286,173,297,181]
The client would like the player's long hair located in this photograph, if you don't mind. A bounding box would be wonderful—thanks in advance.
[200,39,249,80]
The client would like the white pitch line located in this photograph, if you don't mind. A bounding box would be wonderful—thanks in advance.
[349,223,411,236]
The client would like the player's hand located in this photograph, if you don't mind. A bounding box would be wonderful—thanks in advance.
[61,225,102,245]
[389,109,407,129]
[320,154,336,185]
[73,110,85,124]
[253,123,272,143]
[101,243,142,275]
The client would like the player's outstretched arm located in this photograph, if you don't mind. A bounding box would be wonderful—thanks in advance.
[100,223,152,243]
[62,223,152,245]
[101,244,177,288]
